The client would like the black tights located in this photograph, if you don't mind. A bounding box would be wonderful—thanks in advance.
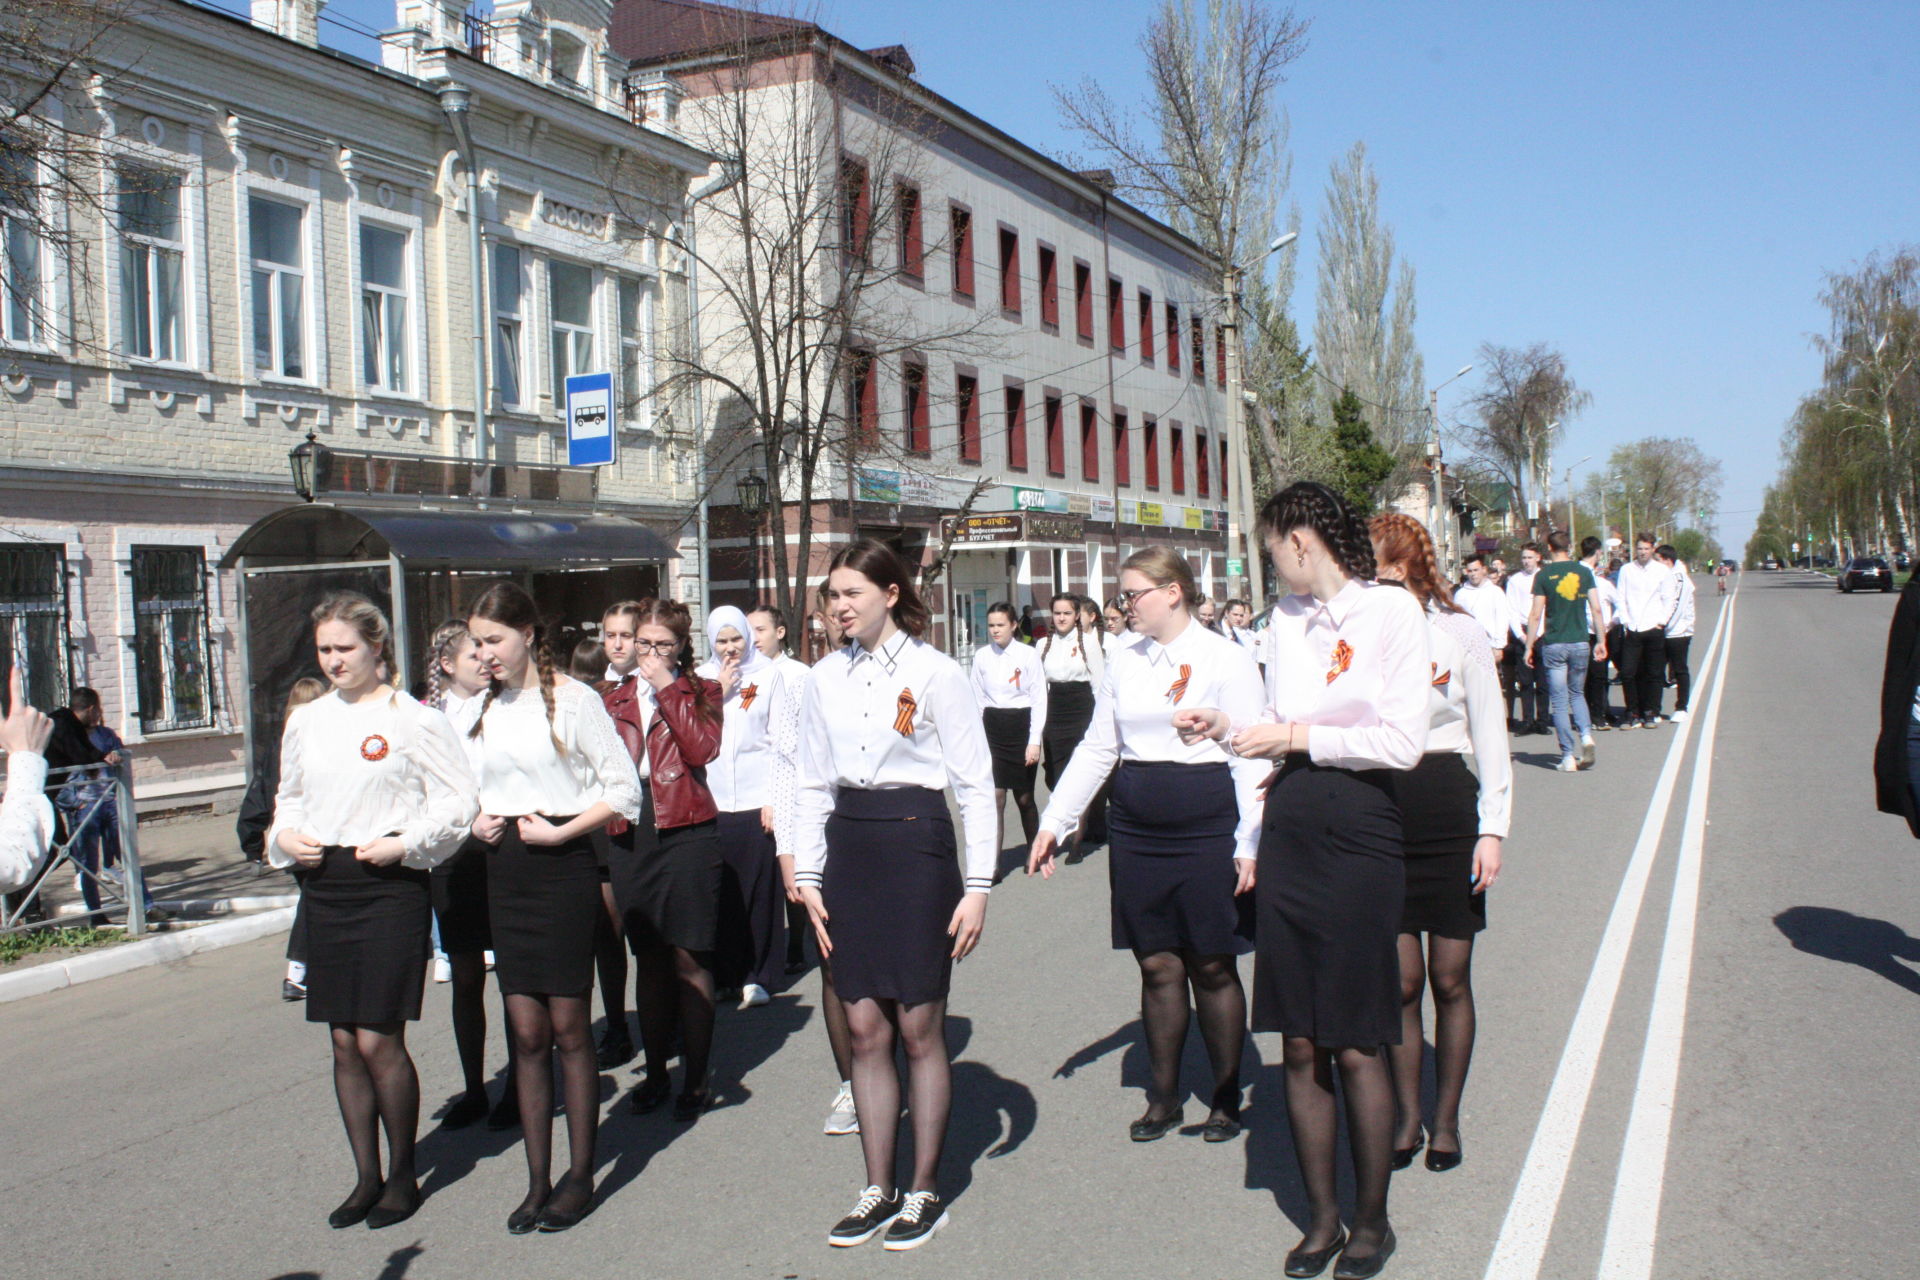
[996,786,1039,850]
[1389,932,1475,1155]
[328,1023,420,1215]
[504,992,597,1218]
[845,996,950,1194]
[820,958,854,1082]
[1136,949,1245,1120]
[632,945,715,1094]
[1282,1038,1395,1260]
[594,883,629,1042]
[447,953,511,1098]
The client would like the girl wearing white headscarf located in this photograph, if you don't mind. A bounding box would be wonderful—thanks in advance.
[697,606,788,1008]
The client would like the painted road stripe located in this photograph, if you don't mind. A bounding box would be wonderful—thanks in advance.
[1481,587,1735,1280]
[1596,590,1739,1278]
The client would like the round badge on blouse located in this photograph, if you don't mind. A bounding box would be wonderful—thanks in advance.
[360,734,390,762]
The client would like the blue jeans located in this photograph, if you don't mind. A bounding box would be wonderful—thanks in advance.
[1542,642,1593,758]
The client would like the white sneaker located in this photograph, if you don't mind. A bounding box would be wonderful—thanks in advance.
[824,1081,860,1135]
[1557,756,1581,772]
[1669,709,1690,724]
[739,983,770,1009]
[1579,737,1596,770]
[432,955,453,984]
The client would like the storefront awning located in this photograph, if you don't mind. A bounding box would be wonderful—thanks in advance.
[221,503,678,570]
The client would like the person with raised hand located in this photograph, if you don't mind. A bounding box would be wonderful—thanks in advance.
[0,667,55,892]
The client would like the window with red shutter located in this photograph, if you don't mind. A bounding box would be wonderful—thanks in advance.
[1113,410,1130,487]
[1107,276,1124,351]
[1166,303,1180,372]
[1080,402,1099,483]
[1219,438,1229,501]
[999,228,1020,313]
[904,361,929,454]
[1144,418,1160,490]
[1196,429,1210,497]
[1138,290,1153,363]
[1171,424,1186,494]
[897,184,922,280]
[1074,261,1093,341]
[847,349,877,447]
[1005,384,1027,471]
[957,372,981,463]
[1191,319,1204,380]
[1037,245,1059,329]
[950,206,973,298]
[1216,325,1227,388]
[840,158,869,262]
[1044,395,1065,477]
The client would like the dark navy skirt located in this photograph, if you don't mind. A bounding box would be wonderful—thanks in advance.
[1106,760,1254,955]
[610,786,722,954]
[303,845,431,1025]
[430,835,493,956]
[821,787,962,1005]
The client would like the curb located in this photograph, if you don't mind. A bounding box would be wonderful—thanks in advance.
[0,907,294,1006]
[53,894,300,919]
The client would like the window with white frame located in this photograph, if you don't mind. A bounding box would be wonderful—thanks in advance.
[1,146,44,347]
[249,195,305,378]
[118,166,185,362]
[548,259,594,402]
[359,222,410,393]
[131,546,214,733]
[618,275,651,420]
[492,242,524,408]
[0,544,69,712]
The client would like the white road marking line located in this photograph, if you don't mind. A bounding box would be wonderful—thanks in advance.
[1597,591,1739,1278]
[1480,590,1735,1280]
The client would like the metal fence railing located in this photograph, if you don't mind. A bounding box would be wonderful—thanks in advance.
[2,760,148,939]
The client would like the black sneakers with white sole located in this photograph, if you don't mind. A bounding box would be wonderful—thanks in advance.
[827,1186,902,1247]
[882,1191,949,1251]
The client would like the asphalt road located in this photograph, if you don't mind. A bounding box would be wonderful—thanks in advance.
[4,570,1911,1280]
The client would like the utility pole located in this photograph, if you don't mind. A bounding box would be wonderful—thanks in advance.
[1223,261,1259,610]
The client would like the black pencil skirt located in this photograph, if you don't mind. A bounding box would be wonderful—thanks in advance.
[1044,680,1107,843]
[1106,760,1254,955]
[486,816,601,997]
[609,787,722,955]
[1396,752,1486,939]
[715,807,785,990]
[430,835,493,956]
[821,787,962,1005]
[982,707,1037,791]
[303,846,432,1025]
[1252,758,1405,1047]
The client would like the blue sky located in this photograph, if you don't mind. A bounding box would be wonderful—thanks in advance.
[316,0,1920,552]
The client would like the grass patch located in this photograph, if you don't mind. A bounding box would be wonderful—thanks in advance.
[0,925,128,965]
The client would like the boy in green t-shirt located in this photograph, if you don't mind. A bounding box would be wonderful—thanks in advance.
[1525,531,1609,770]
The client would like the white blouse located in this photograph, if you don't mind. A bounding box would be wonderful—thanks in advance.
[470,677,643,821]
[696,658,783,813]
[971,641,1048,745]
[1040,617,1268,861]
[1424,606,1512,838]
[1258,580,1431,771]
[267,689,479,870]
[767,654,811,855]
[794,632,997,893]
[1039,628,1104,683]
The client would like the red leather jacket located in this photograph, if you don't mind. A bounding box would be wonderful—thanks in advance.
[603,672,723,830]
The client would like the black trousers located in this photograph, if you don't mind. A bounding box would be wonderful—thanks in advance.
[1584,631,1614,725]
[1500,643,1544,725]
[1619,628,1668,721]
[1666,635,1693,712]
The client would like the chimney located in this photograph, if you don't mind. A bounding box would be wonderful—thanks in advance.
[1078,168,1117,192]
[251,0,328,46]
[864,45,915,77]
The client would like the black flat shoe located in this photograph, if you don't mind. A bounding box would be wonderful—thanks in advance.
[673,1088,712,1122]
[1426,1142,1462,1172]
[328,1182,383,1229]
[629,1074,672,1115]
[535,1177,595,1232]
[1390,1132,1425,1170]
[1333,1228,1396,1279]
[486,1089,521,1131]
[442,1090,490,1129]
[595,1031,635,1070]
[1128,1107,1183,1142]
[1200,1113,1242,1142]
[365,1183,421,1230]
[1285,1228,1348,1278]
[506,1188,549,1235]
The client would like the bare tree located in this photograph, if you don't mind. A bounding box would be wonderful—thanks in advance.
[1579,436,1721,544]
[610,8,1003,626]
[1458,341,1591,523]
[1814,246,1920,550]
[1313,141,1424,481]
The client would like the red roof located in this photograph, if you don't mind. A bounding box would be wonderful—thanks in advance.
[610,0,815,65]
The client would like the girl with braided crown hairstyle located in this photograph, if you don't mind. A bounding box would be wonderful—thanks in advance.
[465,581,643,1233]
[1179,481,1431,1278]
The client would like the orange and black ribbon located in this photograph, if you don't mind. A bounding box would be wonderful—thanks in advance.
[894,687,918,736]
[1326,639,1354,685]
[1165,663,1192,704]
[1009,669,1022,688]
[739,683,758,710]
[1431,663,1451,689]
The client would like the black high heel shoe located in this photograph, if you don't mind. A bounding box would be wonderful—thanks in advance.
[1390,1131,1425,1171]
[506,1186,550,1235]
[328,1181,383,1229]
[365,1182,421,1230]
[1426,1138,1463,1172]
[1285,1228,1348,1278]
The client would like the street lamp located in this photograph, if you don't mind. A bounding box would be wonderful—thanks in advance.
[1564,455,1590,539]
[1224,230,1299,611]
[288,431,332,502]
[736,470,768,520]
[1426,363,1473,573]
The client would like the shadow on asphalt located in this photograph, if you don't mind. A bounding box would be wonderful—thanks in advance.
[940,1016,1037,1203]
[268,1242,423,1280]
[1774,906,1920,997]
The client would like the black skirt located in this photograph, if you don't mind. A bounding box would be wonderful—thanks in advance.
[715,807,785,990]
[609,787,722,954]
[1044,680,1108,843]
[982,707,1037,791]
[302,846,431,1025]
[821,787,962,1005]
[486,816,601,997]
[1252,759,1405,1047]
[1397,752,1486,939]
[1106,760,1254,955]
[430,835,493,956]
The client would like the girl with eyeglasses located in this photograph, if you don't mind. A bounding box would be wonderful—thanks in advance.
[1030,548,1265,1145]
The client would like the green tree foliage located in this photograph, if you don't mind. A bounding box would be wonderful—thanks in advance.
[1330,387,1396,514]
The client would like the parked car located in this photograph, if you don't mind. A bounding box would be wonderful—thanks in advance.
[1761,557,1780,570]
[1838,557,1894,593]
[1897,551,1912,572]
